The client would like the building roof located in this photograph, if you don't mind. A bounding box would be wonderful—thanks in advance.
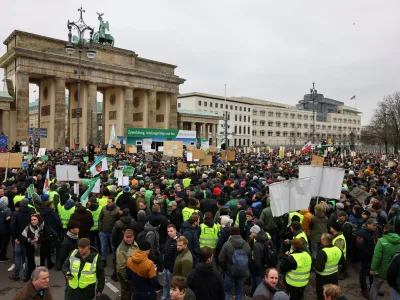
[0,91,13,100]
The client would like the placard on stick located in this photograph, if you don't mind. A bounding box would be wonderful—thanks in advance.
[0,153,23,168]
[55,165,80,181]
[128,146,137,154]
[163,141,183,157]
[187,145,196,152]
[311,155,324,166]
[116,144,121,149]
[193,149,206,160]
[199,155,212,165]
[107,148,116,155]
[94,147,101,152]
[209,146,217,153]
[178,161,187,172]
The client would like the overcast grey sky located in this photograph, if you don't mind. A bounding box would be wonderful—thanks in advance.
[1,0,399,125]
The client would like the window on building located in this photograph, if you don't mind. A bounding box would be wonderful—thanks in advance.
[260,111,266,116]
[298,115,302,119]
[178,103,181,108]
[267,111,273,117]
[230,105,233,110]
[239,107,242,111]
[297,124,302,128]
[290,123,295,128]
[283,131,288,137]
[235,115,238,121]
[316,125,320,129]
[109,111,117,120]
[290,132,295,137]
[248,127,250,134]
[304,133,308,137]
[283,122,288,128]
[198,101,202,106]
[268,131,273,136]
[248,116,250,122]
[253,110,257,116]
[133,113,143,121]
[248,108,251,112]
[239,115,242,122]
[252,130,257,136]
[276,112,281,118]
[204,101,208,107]
[156,114,164,123]
[276,122,281,127]
[304,115,308,120]
[297,132,301,137]
[226,104,228,109]
[235,126,237,133]
[239,126,242,134]
[210,102,213,108]
[260,121,265,126]
[328,125,331,130]
[268,121,273,126]
[333,118,337,122]
[260,130,265,136]
[252,120,257,126]
[276,131,281,137]
[235,106,238,110]
[304,124,308,129]
[290,113,295,118]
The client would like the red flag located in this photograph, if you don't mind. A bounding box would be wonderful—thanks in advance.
[74,139,77,150]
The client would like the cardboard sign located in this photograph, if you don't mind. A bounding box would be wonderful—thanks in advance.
[116,144,121,149]
[226,151,235,161]
[178,161,187,172]
[193,149,206,160]
[199,155,212,165]
[94,147,101,152]
[0,153,23,168]
[187,145,196,152]
[163,141,183,157]
[107,148,116,155]
[128,146,137,154]
[209,146,217,153]
[311,155,324,166]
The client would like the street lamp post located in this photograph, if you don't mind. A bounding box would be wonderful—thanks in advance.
[310,82,318,144]
[66,6,96,150]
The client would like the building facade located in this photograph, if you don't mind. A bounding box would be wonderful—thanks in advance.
[178,92,361,147]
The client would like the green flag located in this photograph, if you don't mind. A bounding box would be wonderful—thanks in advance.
[107,157,114,164]
[27,184,34,198]
[41,155,48,161]
[80,177,100,206]
[83,156,89,162]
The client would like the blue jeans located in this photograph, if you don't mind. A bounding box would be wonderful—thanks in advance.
[99,231,115,261]
[359,261,372,290]
[14,243,27,278]
[162,269,172,300]
[391,287,400,300]
[224,273,244,300]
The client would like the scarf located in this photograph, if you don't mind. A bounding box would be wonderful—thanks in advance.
[67,230,79,240]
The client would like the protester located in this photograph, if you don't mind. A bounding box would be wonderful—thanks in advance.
[13,267,53,300]
[169,276,196,300]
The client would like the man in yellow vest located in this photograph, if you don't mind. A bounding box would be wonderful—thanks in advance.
[88,197,102,250]
[330,220,347,280]
[313,233,345,300]
[284,221,310,255]
[59,199,76,237]
[13,187,27,206]
[199,212,219,249]
[62,238,105,300]
[182,199,199,222]
[289,211,304,225]
[97,188,109,208]
[280,238,312,300]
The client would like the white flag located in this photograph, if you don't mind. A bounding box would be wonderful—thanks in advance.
[89,155,108,176]
[108,125,116,149]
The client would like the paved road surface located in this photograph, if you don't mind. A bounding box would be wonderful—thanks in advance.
[0,245,391,299]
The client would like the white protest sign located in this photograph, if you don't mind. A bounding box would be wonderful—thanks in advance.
[65,147,70,152]
[187,152,193,161]
[74,183,79,195]
[298,165,345,199]
[55,165,80,181]
[118,176,129,186]
[269,177,313,217]
[114,169,123,178]
[21,146,29,153]
[37,148,46,157]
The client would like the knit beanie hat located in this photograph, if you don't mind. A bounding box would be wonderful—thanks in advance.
[250,225,261,234]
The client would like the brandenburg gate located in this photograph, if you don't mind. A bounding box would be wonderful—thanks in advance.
[0,26,185,149]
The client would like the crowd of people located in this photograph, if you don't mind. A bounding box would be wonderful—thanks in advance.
[0,148,399,300]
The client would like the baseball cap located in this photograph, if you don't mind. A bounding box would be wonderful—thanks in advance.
[366,218,378,225]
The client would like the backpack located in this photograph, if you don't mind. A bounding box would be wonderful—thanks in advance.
[136,231,148,245]
[263,239,278,268]
[230,243,248,279]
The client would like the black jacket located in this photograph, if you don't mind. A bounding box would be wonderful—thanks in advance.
[145,212,169,245]
[112,215,136,248]
[57,233,78,270]
[10,206,36,240]
[116,193,137,220]
[37,207,62,237]
[251,230,268,277]
[163,235,179,270]
[70,207,94,239]
[387,251,400,292]
[180,221,200,261]
[200,198,218,216]
[356,226,377,262]
[168,209,183,232]
[187,263,224,300]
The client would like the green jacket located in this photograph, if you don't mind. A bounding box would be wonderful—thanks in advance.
[259,207,278,232]
[116,241,138,280]
[371,232,400,279]
[173,248,193,278]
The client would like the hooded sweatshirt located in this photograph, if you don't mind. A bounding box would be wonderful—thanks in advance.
[126,250,157,293]
[371,231,400,279]
[187,263,225,300]
[0,196,11,235]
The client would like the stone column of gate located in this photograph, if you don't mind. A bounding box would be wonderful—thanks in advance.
[169,93,178,129]
[147,90,157,128]
[211,123,216,146]
[124,88,134,136]
[16,72,29,143]
[190,122,196,131]
[87,83,98,146]
[178,122,183,130]
[54,77,66,149]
